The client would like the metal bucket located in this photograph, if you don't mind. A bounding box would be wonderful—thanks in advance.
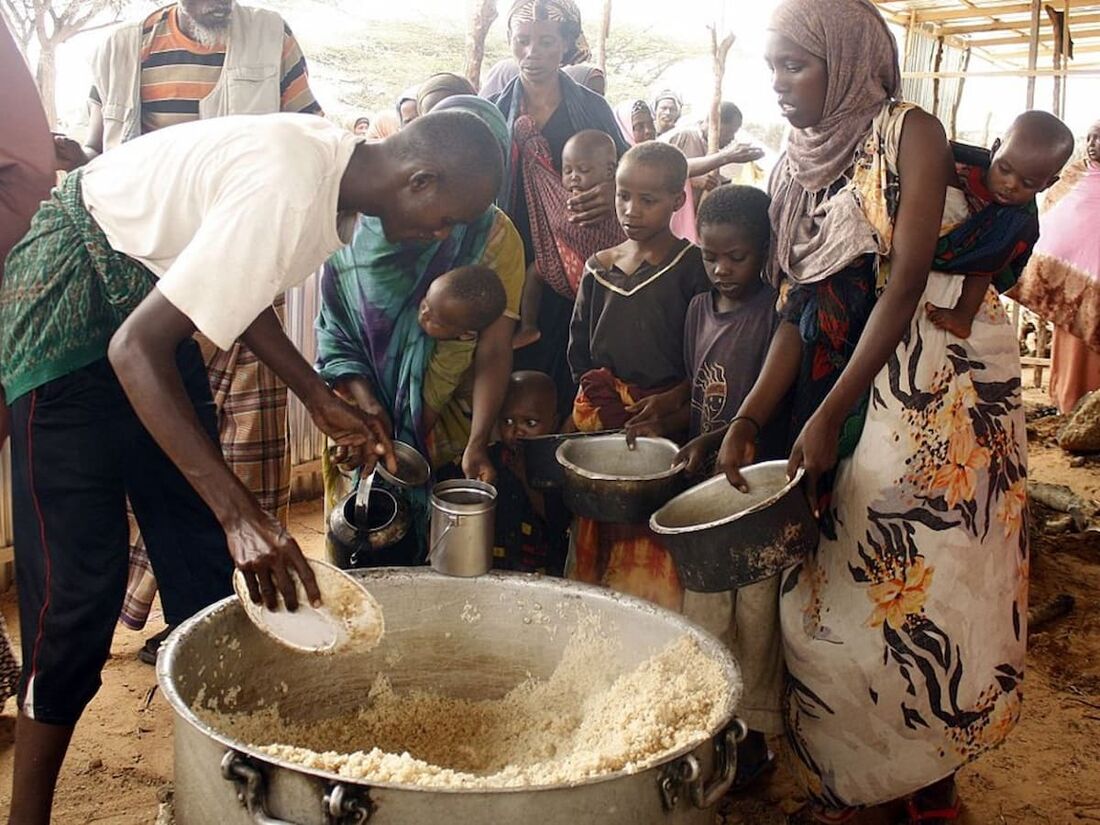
[158,570,745,825]
[428,479,496,577]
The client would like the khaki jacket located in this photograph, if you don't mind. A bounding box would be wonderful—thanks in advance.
[91,4,285,148]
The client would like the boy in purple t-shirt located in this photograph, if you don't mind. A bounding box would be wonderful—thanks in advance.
[680,185,788,789]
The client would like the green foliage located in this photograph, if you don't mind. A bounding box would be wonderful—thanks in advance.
[309,17,699,113]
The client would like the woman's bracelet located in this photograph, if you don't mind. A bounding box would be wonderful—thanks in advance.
[730,415,762,439]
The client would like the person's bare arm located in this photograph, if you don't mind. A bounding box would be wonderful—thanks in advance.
[514,262,543,349]
[84,99,104,159]
[241,307,395,472]
[566,181,615,226]
[108,292,321,610]
[717,322,802,490]
[463,313,516,482]
[788,110,952,508]
[685,143,764,179]
[52,102,104,171]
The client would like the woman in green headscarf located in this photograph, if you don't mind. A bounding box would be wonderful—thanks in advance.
[317,96,524,555]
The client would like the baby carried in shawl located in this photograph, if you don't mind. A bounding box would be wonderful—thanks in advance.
[514,115,625,299]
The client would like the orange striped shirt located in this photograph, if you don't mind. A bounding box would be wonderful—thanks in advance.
[91,5,321,134]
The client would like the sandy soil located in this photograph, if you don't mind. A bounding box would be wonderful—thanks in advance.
[1,398,1098,823]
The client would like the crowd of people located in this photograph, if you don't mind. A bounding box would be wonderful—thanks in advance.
[2,0,1100,823]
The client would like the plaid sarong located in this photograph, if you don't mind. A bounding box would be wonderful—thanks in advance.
[0,613,18,708]
[120,311,290,630]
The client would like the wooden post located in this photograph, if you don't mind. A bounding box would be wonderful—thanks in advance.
[948,47,971,140]
[1035,322,1050,387]
[1063,0,1072,115]
[464,0,499,92]
[902,10,917,70]
[931,37,944,120]
[594,0,612,75]
[1049,6,1065,116]
[1026,0,1041,108]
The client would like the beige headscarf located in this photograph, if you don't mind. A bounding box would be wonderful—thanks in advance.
[768,0,901,285]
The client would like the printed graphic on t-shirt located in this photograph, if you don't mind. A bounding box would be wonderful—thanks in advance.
[693,361,728,434]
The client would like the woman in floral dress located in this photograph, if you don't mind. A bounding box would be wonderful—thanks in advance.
[719,1,1028,821]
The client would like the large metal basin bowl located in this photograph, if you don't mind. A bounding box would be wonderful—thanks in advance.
[650,462,820,591]
[158,569,744,825]
[556,435,686,524]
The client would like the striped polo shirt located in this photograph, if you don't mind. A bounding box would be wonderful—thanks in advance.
[90,4,321,134]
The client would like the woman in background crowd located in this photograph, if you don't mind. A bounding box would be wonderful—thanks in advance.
[317,96,523,550]
[614,99,657,146]
[492,0,627,418]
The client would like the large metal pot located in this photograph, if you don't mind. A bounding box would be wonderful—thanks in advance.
[556,435,686,524]
[649,461,819,591]
[158,570,745,825]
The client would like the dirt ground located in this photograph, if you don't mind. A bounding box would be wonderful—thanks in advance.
[1,390,1098,824]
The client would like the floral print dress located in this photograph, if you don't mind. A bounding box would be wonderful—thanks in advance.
[780,104,1029,808]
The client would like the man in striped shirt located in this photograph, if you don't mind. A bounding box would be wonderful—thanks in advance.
[53,0,323,664]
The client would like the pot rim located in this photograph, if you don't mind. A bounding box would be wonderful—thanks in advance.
[649,461,806,535]
[157,569,741,795]
[555,435,686,483]
[519,428,619,446]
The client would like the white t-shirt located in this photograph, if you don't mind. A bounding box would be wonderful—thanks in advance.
[81,113,359,350]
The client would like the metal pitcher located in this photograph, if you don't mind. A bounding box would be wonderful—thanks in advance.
[428,479,496,577]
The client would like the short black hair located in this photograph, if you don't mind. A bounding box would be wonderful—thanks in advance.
[1005,110,1076,168]
[696,184,772,253]
[719,102,743,128]
[621,141,688,193]
[395,110,504,199]
[439,265,508,332]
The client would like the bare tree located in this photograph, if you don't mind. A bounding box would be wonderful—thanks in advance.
[706,23,735,153]
[464,0,498,91]
[594,0,612,75]
[1,0,126,126]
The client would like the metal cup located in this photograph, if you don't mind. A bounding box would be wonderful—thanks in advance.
[428,479,497,577]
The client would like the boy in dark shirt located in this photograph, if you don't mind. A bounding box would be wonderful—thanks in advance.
[568,141,709,433]
[926,110,1075,339]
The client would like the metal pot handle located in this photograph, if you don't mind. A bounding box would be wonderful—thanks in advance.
[427,513,459,561]
[691,719,748,808]
[221,751,372,824]
[658,719,748,811]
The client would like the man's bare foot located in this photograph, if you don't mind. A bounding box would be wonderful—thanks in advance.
[926,302,973,339]
[512,327,541,350]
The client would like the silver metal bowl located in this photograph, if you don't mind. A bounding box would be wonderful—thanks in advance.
[379,440,431,488]
[650,461,819,591]
[556,435,685,524]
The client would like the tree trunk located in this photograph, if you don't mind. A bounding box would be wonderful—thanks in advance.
[36,40,58,127]
[595,0,612,75]
[707,25,735,154]
[464,0,499,92]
